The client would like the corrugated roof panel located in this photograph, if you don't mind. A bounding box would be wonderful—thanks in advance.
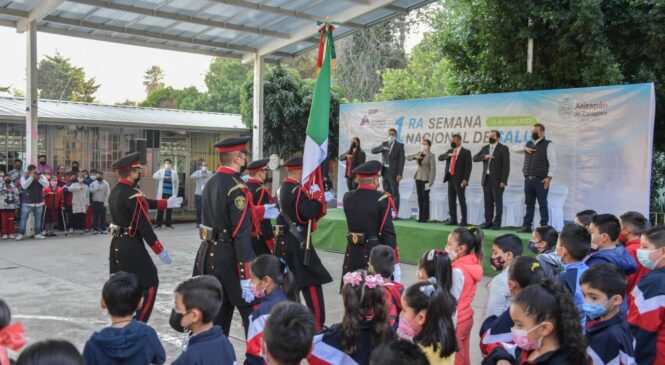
[349,8,396,25]
[4,0,40,12]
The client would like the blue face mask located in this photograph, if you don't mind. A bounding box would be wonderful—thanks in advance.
[582,298,612,320]
[528,240,540,254]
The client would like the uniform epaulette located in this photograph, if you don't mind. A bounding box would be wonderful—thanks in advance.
[229,177,247,196]
[291,185,300,194]
[129,191,146,200]
[378,192,392,201]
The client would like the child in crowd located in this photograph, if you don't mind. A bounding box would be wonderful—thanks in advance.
[66,172,89,234]
[619,211,650,309]
[485,234,523,320]
[263,302,316,365]
[480,256,547,356]
[482,279,587,365]
[0,298,26,365]
[580,264,636,365]
[398,282,457,365]
[83,272,165,365]
[445,226,484,365]
[246,255,297,365]
[89,171,110,234]
[308,270,392,365]
[369,245,404,329]
[170,275,236,365]
[417,249,454,293]
[369,340,429,365]
[17,340,84,365]
[0,174,19,239]
[575,209,597,231]
[586,214,637,276]
[528,225,562,277]
[43,176,63,237]
[628,226,665,365]
[556,223,591,327]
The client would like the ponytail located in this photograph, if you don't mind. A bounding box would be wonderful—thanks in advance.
[453,226,484,261]
[250,255,299,302]
[403,282,457,358]
[418,250,453,292]
[508,256,547,290]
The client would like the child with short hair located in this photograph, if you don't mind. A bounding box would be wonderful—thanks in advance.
[0,298,26,365]
[17,340,84,365]
[308,270,392,365]
[43,176,63,237]
[170,275,236,365]
[66,172,89,234]
[369,245,403,329]
[619,211,650,308]
[83,272,165,365]
[263,302,315,365]
[580,264,636,365]
[445,226,484,365]
[528,225,562,277]
[370,340,429,365]
[398,282,457,365]
[246,254,297,365]
[575,209,597,230]
[586,214,637,276]
[556,223,591,327]
[628,226,665,365]
[485,234,523,320]
[483,279,587,365]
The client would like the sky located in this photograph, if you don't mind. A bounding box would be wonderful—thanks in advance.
[0,15,429,105]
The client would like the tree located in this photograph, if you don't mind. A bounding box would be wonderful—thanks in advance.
[143,65,165,96]
[37,52,99,102]
[141,86,205,110]
[203,58,250,113]
[115,99,138,106]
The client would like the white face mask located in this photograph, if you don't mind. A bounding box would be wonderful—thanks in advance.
[421,145,428,152]
[202,166,208,172]
[389,136,396,142]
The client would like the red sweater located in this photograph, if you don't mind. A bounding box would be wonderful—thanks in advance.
[43,187,64,209]
[625,237,649,309]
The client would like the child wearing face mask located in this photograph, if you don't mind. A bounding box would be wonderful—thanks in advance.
[482,278,586,365]
[0,174,20,239]
[245,254,297,365]
[369,245,404,330]
[170,275,236,365]
[445,226,484,365]
[480,256,547,356]
[66,173,89,234]
[528,226,562,277]
[43,177,63,237]
[580,264,635,365]
[628,226,665,365]
[485,234,523,320]
[397,281,457,365]
[416,249,457,325]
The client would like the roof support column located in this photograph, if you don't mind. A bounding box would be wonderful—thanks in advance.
[25,20,38,164]
[252,53,264,159]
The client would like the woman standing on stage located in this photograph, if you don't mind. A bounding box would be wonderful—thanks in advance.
[340,137,366,191]
[408,139,436,222]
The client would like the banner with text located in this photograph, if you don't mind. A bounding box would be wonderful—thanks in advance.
[337,83,656,219]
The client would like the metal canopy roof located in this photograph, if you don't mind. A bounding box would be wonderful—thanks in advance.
[0,0,433,62]
[0,96,246,131]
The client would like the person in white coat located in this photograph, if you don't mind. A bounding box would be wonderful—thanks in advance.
[190,160,211,227]
[153,159,179,228]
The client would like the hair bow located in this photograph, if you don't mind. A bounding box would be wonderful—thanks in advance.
[420,284,436,297]
[0,322,26,365]
[427,249,447,261]
[531,262,541,272]
[343,272,362,287]
[364,274,384,289]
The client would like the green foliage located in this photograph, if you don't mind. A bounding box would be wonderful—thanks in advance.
[143,65,165,96]
[204,58,251,113]
[140,86,205,110]
[37,52,99,102]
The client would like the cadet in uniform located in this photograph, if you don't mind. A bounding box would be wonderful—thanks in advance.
[245,158,275,256]
[193,137,278,337]
[108,152,177,323]
[342,160,400,283]
[274,157,332,331]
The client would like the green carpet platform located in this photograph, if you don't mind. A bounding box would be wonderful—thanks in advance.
[311,208,534,275]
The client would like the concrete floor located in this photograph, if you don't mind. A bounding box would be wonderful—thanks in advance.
[0,223,490,363]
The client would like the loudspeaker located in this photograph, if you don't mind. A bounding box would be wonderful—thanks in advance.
[130,138,147,165]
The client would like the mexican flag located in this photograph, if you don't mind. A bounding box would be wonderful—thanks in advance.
[302,22,336,196]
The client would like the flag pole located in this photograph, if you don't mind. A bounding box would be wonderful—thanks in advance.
[303,173,315,266]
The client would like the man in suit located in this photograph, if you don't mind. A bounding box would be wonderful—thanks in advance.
[473,130,510,230]
[439,134,472,226]
[371,128,405,214]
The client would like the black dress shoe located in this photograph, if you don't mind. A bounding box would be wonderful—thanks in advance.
[491,225,502,231]
[518,226,532,233]
[444,220,458,225]
[458,221,468,227]
[479,223,492,229]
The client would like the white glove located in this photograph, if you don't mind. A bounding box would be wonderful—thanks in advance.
[167,196,183,208]
[263,204,280,220]
[393,263,402,283]
[241,175,249,182]
[309,184,321,194]
[158,250,172,265]
[324,191,334,202]
[240,279,254,303]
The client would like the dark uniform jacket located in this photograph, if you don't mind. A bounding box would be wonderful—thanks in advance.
[246,178,275,256]
[108,178,166,288]
[171,326,236,365]
[275,178,332,287]
[472,143,510,186]
[439,146,472,183]
[194,166,257,307]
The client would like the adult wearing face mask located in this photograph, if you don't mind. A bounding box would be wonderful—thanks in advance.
[473,130,510,230]
[245,158,276,256]
[407,138,436,223]
[513,123,557,232]
[37,154,54,176]
[339,137,366,191]
[371,128,405,216]
[153,158,179,229]
[89,171,110,234]
[68,161,80,176]
[190,161,211,228]
[439,134,472,226]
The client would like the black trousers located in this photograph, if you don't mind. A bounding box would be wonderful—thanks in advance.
[346,177,357,191]
[215,287,252,338]
[483,178,504,227]
[447,179,467,224]
[523,177,549,227]
[302,285,325,331]
[134,285,157,323]
[415,180,430,222]
[155,193,172,226]
[383,174,400,213]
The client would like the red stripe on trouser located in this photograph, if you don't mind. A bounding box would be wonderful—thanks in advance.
[138,286,156,322]
[309,286,322,331]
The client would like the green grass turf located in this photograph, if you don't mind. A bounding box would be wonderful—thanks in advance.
[312,208,535,276]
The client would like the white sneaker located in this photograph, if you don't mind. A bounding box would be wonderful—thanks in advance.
[9,235,15,239]
[1,234,8,239]
[15,234,24,240]
[68,228,74,233]
[34,234,46,239]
